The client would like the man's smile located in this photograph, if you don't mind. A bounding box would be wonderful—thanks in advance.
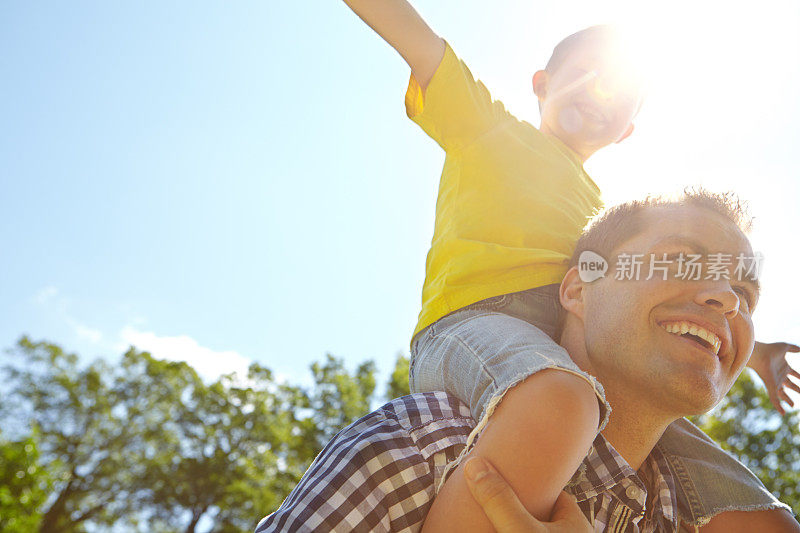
[660,320,722,356]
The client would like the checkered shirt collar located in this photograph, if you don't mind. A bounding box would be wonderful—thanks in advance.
[566,433,680,530]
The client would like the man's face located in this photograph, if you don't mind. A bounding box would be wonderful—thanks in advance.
[580,206,758,416]
[536,45,642,157]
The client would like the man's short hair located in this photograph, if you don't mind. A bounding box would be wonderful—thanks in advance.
[569,188,753,270]
[555,188,753,341]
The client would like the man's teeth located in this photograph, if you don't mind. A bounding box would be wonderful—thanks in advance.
[662,321,721,355]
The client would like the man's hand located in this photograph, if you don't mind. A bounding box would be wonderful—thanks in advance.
[748,341,800,415]
[463,456,592,533]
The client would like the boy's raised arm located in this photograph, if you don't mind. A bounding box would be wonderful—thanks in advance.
[342,0,445,90]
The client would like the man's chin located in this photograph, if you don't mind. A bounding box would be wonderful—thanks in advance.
[652,376,724,417]
[670,388,724,418]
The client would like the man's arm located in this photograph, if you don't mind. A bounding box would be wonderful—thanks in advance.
[341,0,445,90]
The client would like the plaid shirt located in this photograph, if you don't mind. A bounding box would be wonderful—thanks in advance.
[568,434,679,532]
[256,392,681,532]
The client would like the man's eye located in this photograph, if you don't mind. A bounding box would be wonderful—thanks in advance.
[733,287,752,308]
[662,253,687,267]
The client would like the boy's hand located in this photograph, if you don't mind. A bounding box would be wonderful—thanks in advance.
[463,456,592,533]
[748,341,800,415]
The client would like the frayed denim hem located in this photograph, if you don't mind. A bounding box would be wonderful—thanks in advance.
[686,500,795,528]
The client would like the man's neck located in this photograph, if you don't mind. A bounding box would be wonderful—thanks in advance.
[599,389,676,471]
[557,328,676,470]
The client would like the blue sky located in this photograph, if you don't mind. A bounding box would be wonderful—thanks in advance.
[2,1,799,397]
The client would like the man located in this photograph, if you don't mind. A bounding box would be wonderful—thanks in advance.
[256,192,798,532]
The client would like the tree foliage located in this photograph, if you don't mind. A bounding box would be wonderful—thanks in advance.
[307,354,376,446]
[3,338,141,532]
[2,338,796,531]
[386,354,411,400]
[691,370,800,515]
[0,337,395,532]
[0,430,52,533]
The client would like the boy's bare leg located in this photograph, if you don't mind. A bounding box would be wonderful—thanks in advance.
[464,456,593,533]
[421,369,600,531]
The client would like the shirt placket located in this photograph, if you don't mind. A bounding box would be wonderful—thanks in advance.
[608,479,648,533]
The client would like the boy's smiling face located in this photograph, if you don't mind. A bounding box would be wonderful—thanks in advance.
[533,44,644,161]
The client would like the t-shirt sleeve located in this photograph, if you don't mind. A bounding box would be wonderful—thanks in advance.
[405,42,508,151]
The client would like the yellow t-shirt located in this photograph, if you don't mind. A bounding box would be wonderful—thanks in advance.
[408,43,603,341]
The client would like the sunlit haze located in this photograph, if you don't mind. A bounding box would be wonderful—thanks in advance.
[1,1,797,404]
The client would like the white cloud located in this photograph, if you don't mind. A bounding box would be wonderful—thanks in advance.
[118,326,252,381]
[30,287,255,383]
[33,285,59,305]
[72,322,103,343]
[32,285,102,344]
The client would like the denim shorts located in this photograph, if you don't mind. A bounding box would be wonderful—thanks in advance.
[409,285,792,525]
[410,284,609,428]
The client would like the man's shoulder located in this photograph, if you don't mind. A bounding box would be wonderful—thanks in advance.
[255,392,474,532]
[332,392,475,458]
[374,391,474,431]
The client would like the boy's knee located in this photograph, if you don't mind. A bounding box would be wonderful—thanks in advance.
[492,368,601,433]
[468,369,601,518]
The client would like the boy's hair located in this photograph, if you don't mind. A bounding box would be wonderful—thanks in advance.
[569,187,752,270]
[543,24,646,113]
[545,25,622,74]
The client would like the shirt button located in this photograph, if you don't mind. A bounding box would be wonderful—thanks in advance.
[625,485,642,499]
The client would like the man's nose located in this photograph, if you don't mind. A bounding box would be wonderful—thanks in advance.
[694,281,740,318]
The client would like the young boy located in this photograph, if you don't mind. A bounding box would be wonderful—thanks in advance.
[341,0,799,528]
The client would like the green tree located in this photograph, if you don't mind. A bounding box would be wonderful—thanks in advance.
[1,338,387,532]
[3,337,140,532]
[123,351,383,531]
[386,354,411,400]
[692,370,800,515]
[0,430,52,533]
[306,354,376,446]
[110,349,313,532]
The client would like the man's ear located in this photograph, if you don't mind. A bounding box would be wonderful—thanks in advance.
[532,70,548,99]
[615,123,635,144]
[559,267,586,321]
